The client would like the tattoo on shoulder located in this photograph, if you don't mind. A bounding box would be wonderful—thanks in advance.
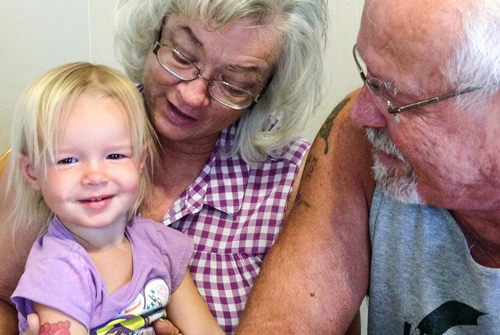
[295,192,311,208]
[40,321,71,335]
[318,96,351,155]
[303,155,318,182]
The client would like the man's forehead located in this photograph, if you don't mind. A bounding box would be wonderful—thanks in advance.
[357,0,475,96]
[359,0,469,71]
[362,0,467,47]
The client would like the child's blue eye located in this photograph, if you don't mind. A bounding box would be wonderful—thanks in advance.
[107,154,124,160]
[58,158,77,164]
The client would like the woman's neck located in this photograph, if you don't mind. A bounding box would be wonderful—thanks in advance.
[156,135,217,187]
[141,135,218,222]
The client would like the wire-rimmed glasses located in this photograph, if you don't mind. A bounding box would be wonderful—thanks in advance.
[352,44,483,122]
[152,29,272,110]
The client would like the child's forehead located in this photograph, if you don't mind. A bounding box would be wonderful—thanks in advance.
[60,90,129,122]
[57,92,130,138]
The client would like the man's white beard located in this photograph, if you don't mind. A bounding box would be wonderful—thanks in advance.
[366,128,422,204]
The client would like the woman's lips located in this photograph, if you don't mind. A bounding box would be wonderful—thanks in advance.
[165,101,197,126]
[172,104,193,119]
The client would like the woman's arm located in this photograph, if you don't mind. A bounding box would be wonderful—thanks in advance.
[0,158,39,333]
[166,270,224,335]
[32,303,87,335]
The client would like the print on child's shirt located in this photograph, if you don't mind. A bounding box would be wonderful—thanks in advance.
[90,278,170,335]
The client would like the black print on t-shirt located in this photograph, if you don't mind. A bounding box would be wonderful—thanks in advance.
[403,300,486,335]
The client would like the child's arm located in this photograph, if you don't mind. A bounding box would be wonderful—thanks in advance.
[32,302,87,335]
[166,270,224,335]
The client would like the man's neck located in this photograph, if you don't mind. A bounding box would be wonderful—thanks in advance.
[451,210,500,268]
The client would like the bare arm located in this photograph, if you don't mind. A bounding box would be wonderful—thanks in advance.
[284,149,309,222]
[0,157,39,334]
[236,90,374,334]
[166,270,224,335]
[0,302,19,335]
[32,303,87,335]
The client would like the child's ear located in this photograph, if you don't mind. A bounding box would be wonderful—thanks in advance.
[20,155,41,191]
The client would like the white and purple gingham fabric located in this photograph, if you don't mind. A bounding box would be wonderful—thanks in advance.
[164,123,310,334]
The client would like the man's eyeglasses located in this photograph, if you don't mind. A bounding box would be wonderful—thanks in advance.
[352,44,483,122]
[152,28,272,110]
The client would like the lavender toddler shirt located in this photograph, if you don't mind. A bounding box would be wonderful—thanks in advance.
[12,216,193,334]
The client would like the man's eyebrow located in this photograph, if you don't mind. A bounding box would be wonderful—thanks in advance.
[377,77,399,96]
[366,69,399,95]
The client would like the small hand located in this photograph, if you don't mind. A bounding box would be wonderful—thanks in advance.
[153,318,182,335]
[22,313,40,335]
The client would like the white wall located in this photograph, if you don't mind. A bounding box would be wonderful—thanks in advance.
[0,1,121,154]
[0,0,363,153]
[304,1,364,141]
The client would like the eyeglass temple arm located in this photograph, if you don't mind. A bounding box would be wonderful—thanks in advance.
[153,19,166,52]
[254,75,274,102]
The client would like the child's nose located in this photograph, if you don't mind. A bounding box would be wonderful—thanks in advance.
[81,163,109,186]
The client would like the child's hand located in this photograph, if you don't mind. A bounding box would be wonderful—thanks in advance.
[22,313,40,335]
[154,318,182,335]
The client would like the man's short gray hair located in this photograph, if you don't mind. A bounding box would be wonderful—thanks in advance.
[445,0,500,111]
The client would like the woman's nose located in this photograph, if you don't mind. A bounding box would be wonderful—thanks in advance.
[177,77,211,107]
[349,86,388,129]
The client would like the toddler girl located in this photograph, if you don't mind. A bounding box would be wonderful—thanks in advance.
[9,62,224,335]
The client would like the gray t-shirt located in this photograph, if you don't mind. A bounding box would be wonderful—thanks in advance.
[368,186,500,334]
[12,216,193,334]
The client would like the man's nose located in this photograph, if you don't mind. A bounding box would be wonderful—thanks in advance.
[349,86,389,129]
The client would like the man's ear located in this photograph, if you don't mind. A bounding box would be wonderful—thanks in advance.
[20,155,41,191]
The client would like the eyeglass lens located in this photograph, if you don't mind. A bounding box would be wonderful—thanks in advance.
[155,44,257,109]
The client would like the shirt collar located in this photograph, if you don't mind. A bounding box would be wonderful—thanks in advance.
[202,121,249,214]
[162,122,248,224]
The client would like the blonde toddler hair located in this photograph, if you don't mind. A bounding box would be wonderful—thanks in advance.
[9,62,157,235]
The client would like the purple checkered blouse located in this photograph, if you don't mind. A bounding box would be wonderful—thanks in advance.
[163,123,310,334]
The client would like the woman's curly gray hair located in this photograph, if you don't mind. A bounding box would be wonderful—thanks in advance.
[115,0,328,163]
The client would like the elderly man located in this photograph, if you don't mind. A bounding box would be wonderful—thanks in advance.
[236,0,500,333]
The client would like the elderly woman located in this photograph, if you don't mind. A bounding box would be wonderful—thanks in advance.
[114,0,327,332]
[0,0,327,334]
